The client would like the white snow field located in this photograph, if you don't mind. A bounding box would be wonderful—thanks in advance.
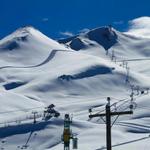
[0,26,150,150]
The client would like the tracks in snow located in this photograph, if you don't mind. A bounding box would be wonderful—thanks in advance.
[0,49,71,70]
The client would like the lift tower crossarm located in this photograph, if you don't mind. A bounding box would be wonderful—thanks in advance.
[89,111,133,118]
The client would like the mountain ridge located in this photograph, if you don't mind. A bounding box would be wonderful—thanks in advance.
[0,25,150,150]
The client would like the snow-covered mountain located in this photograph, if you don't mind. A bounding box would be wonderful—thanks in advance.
[0,26,150,150]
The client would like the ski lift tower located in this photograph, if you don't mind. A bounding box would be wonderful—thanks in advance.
[62,114,78,150]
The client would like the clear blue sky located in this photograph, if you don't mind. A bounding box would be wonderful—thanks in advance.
[0,0,150,39]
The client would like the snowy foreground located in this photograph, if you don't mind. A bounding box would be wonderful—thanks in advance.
[0,26,150,150]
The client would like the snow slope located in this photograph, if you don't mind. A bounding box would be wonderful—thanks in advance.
[0,26,150,150]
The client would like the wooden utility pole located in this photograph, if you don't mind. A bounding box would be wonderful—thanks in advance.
[89,97,133,150]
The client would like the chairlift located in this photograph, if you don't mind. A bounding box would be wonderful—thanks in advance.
[43,104,60,120]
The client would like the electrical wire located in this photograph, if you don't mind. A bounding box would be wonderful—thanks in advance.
[111,115,120,127]
[89,89,149,128]
[116,58,150,62]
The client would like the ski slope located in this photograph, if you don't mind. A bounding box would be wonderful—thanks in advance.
[0,26,150,150]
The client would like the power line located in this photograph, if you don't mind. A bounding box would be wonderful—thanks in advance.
[116,58,150,62]
[89,97,133,150]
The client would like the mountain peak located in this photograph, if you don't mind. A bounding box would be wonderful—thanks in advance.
[0,26,35,44]
[13,26,35,33]
[59,26,118,50]
[0,26,65,51]
[86,26,118,49]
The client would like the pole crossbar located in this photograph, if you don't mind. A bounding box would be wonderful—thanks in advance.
[89,111,133,118]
